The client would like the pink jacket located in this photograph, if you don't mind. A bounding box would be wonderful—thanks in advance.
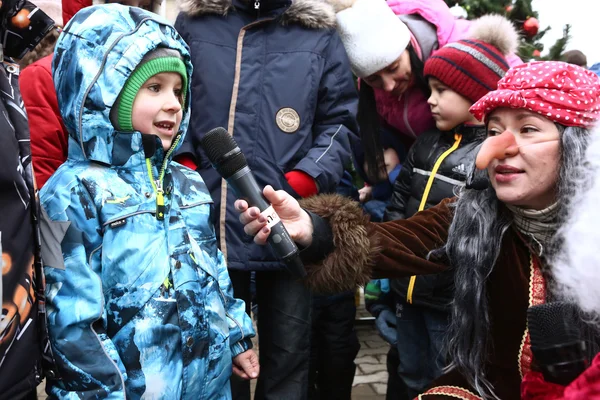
[375,0,521,139]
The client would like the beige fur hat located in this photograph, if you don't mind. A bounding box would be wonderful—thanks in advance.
[328,0,410,78]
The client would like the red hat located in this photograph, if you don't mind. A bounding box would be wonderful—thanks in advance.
[424,39,510,103]
[470,61,600,128]
[424,14,518,103]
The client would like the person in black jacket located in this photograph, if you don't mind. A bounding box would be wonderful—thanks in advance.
[0,1,57,398]
[380,15,519,399]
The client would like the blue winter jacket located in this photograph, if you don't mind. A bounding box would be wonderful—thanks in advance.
[39,5,255,399]
[175,0,359,271]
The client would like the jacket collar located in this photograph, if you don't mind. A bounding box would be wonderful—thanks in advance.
[455,123,486,142]
[179,0,336,29]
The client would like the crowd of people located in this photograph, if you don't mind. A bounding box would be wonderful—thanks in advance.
[2,0,600,399]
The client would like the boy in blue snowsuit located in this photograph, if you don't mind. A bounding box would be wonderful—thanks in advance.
[40,5,256,399]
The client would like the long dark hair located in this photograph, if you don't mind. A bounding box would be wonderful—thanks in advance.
[358,45,429,183]
[431,125,590,399]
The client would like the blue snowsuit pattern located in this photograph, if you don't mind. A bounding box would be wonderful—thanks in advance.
[39,5,254,399]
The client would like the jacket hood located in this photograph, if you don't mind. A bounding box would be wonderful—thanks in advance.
[179,0,336,29]
[52,4,193,166]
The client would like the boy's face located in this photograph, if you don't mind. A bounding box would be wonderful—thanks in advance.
[132,72,183,151]
[427,77,479,131]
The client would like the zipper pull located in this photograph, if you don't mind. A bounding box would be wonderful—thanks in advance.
[156,180,165,221]
[254,0,260,17]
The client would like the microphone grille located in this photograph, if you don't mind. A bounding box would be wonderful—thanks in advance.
[199,127,248,178]
[527,302,582,348]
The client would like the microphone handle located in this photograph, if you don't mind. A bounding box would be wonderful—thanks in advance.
[227,167,306,279]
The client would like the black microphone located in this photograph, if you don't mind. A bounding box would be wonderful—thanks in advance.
[199,127,306,279]
[527,302,589,385]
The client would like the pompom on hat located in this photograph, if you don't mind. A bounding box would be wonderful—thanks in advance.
[423,14,519,103]
[470,61,600,128]
[327,0,410,78]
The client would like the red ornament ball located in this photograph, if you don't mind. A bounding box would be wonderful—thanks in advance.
[505,5,514,12]
[523,17,539,36]
[533,49,541,57]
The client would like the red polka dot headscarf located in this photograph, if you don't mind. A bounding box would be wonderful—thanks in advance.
[470,61,600,127]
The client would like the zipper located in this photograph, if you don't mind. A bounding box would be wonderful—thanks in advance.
[254,0,261,18]
[406,133,463,304]
[145,134,182,220]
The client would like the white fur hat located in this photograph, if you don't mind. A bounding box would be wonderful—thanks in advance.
[331,0,410,78]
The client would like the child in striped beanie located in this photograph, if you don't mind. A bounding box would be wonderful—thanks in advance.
[380,14,519,397]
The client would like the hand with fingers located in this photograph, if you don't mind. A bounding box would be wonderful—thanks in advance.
[232,349,260,380]
[234,185,314,248]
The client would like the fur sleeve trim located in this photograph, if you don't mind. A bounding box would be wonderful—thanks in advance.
[299,194,377,294]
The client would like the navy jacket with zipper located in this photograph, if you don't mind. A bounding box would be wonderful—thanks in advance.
[384,125,486,310]
[175,0,359,271]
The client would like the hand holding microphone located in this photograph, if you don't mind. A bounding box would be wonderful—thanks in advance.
[199,127,310,278]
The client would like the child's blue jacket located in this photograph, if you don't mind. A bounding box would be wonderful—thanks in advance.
[39,5,254,399]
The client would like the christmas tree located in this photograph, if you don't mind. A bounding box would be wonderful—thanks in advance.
[444,0,570,62]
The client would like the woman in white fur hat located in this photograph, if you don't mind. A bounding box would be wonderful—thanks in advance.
[328,0,521,185]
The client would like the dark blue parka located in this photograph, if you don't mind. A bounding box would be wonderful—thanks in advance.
[175,0,359,271]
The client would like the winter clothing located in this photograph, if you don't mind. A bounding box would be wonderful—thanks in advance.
[20,53,68,188]
[0,55,53,400]
[111,48,188,132]
[381,125,485,397]
[329,0,410,78]
[175,0,358,272]
[384,124,485,310]
[372,0,522,139]
[285,170,319,198]
[39,5,254,399]
[299,195,553,399]
[175,0,357,398]
[21,0,89,188]
[471,61,600,127]
[308,292,360,400]
[424,41,508,103]
[522,352,600,400]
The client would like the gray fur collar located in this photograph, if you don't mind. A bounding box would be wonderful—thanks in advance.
[179,0,336,29]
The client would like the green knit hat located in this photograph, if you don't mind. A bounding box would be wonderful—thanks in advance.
[111,48,188,132]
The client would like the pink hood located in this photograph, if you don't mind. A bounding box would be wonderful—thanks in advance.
[375,0,522,139]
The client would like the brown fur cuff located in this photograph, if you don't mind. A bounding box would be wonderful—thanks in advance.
[299,194,378,294]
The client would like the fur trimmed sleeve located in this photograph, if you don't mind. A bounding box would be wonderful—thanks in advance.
[299,194,452,293]
[299,194,376,294]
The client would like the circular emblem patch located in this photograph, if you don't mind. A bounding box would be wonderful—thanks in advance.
[276,107,300,133]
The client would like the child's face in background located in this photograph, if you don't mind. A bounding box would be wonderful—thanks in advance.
[427,78,479,131]
[132,72,183,151]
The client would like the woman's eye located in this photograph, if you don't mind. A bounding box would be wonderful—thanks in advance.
[487,128,501,137]
[521,126,539,134]
[389,63,399,72]
[148,84,160,93]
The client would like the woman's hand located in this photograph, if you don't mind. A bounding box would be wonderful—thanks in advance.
[358,185,373,203]
[234,185,314,247]
[232,349,259,380]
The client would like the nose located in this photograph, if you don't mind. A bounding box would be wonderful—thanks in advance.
[163,92,182,113]
[475,130,519,170]
[427,93,436,107]
[382,76,396,93]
